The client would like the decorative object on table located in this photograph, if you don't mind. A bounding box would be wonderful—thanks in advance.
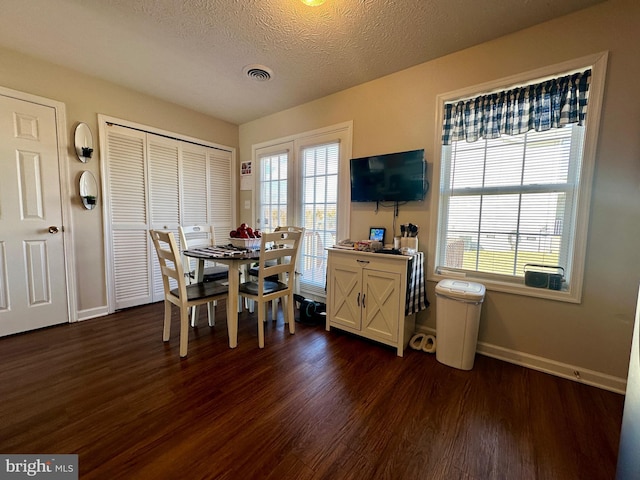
[354,240,382,252]
[79,170,98,210]
[229,223,262,249]
[74,122,93,162]
[334,239,355,250]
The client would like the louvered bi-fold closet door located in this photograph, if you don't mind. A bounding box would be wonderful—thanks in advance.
[104,125,152,309]
[105,123,234,311]
[182,145,208,227]
[208,148,233,240]
[181,143,233,242]
[148,134,180,302]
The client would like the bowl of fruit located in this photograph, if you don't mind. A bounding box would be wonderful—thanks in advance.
[229,224,262,250]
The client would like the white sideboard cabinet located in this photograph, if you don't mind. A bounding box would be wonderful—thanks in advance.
[326,248,416,356]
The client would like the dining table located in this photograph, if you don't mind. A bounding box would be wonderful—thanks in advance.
[183,245,260,348]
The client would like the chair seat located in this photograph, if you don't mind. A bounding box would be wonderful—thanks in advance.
[239,280,287,296]
[186,265,229,282]
[202,265,229,282]
[171,281,228,301]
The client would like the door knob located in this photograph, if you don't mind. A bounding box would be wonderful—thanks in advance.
[48,226,60,234]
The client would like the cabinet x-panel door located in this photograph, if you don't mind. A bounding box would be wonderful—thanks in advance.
[362,270,400,343]
[330,264,361,330]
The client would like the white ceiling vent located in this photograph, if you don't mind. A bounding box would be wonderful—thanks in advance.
[243,64,273,82]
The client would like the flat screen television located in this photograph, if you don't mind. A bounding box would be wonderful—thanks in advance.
[350,149,426,202]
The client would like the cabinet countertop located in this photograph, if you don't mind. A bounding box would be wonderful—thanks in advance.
[327,247,412,262]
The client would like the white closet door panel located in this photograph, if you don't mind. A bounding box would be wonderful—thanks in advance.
[113,229,152,309]
[148,135,180,227]
[108,131,147,224]
[147,135,180,302]
[209,150,233,236]
[182,146,208,226]
[105,126,152,309]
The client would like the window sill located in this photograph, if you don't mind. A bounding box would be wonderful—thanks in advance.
[428,270,581,304]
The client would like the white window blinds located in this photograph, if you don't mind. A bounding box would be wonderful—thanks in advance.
[300,142,339,296]
[258,151,289,232]
[436,125,583,283]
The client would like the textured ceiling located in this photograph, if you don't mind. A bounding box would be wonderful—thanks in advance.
[0,0,605,125]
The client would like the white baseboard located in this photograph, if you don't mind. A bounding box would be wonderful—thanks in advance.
[76,306,109,322]
[416,326,626,394]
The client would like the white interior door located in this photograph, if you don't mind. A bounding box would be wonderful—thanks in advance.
[0,94,68,336]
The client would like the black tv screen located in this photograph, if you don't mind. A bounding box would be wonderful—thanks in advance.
[350,149,426,202]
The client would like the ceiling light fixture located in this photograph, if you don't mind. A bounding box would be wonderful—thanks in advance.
[300,0,326,6]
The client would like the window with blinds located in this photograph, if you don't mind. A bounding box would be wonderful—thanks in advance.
[254,121,352,302]
[259,151,289,232]
[431,54,607,302]
[301,143,339,296]
[436,125,583,281]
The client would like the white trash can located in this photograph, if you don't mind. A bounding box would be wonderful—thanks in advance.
[435,279,486,370]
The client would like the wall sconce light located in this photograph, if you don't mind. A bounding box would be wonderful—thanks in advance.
[300,0,326,5]
[79,171,98,210]
[74,122,94,163]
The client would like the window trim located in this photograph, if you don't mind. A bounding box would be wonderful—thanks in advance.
[428,52,608,303]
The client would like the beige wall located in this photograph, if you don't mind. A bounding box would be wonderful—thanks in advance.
[240,0,640,381]
[0,47,239,315]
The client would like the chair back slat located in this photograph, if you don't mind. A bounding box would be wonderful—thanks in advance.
[149,229,188,299]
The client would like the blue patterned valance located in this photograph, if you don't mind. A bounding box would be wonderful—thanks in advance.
[442,69,591,145]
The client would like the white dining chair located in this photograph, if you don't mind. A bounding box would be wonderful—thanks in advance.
[149,229,228,358]
[247,225,305,320]
[239,230,302,348]
[179,225,229,283]
[180,224,248,324]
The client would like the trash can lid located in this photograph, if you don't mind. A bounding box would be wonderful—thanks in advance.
[436,279,486,301]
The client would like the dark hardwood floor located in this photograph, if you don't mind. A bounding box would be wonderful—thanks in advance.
[0,302,624,479]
